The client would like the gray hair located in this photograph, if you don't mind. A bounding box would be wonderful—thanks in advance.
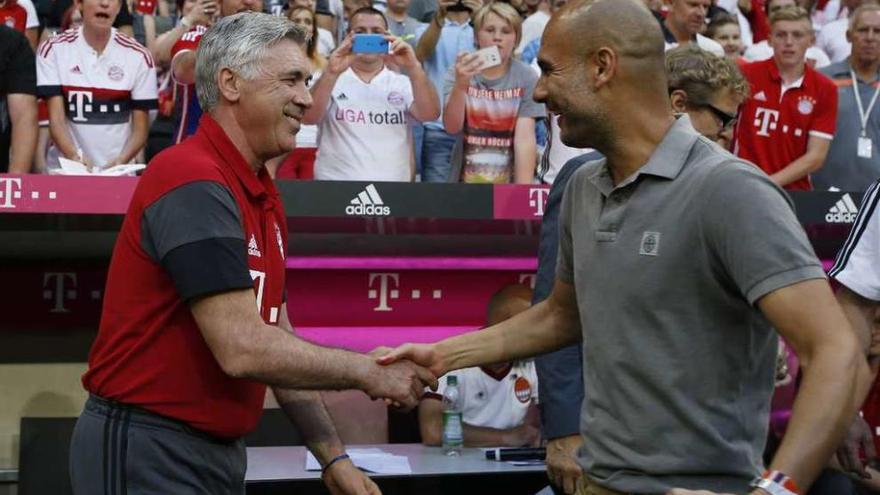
[196,12,308,112]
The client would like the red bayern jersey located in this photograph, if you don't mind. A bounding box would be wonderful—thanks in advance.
[133,0,158,14]
[734,58,838,191]
[82,114,288,439]
[0,0,27,33]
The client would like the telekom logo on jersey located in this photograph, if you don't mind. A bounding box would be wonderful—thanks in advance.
[753,107,781,137]
[68,90,94,122]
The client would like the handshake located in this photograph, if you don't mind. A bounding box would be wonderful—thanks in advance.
[360,343,445,411]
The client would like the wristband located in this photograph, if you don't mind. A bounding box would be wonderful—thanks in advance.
[749,470,801,495]
[321,453,350,475]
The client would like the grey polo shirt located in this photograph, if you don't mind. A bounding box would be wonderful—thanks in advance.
[814,60,880,192]
[556,116,825,494]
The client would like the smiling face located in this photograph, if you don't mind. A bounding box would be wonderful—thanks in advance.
[77,0,120,33]
[711,22,743,59]
[534,19,612,150]
[237,39,313,160]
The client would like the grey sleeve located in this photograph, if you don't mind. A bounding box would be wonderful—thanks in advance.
[701,162,826,305]
[514,63,545,119]
[555,172,577,284]
[442,64,458,104]
[141,181,253,302]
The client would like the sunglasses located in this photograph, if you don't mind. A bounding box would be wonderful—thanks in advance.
[701,103,737,129]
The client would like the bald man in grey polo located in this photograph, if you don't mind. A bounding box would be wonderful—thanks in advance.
[556,115,826,493]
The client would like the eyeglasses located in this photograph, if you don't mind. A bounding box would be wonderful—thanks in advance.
[701,103,737,129]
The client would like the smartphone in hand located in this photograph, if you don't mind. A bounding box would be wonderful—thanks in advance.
[352,34,389,54]
[472,45,502,70]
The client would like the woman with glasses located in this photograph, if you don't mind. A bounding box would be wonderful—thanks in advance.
[666,44,749,149]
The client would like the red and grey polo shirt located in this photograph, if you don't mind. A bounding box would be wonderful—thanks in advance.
[82,114,288,439]
[734,58,838,191]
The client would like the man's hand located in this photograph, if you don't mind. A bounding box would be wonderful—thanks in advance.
[546,434,582,494]
[184,0,217,27]
[327,34,355,77]
[504,422,541,447]
[376,343,446,377]
[836,415,878,479]
[384,35,420,72]
[323,458,381,495]
[434,0,457,21]
[364,360,437,410]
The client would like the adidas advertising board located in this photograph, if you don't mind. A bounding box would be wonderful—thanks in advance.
[346,184,391,216]
[825,193,859,223]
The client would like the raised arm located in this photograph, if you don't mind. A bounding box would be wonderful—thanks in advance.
[303,34,353,125]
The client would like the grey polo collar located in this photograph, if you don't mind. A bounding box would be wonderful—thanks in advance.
[588,115,700,196]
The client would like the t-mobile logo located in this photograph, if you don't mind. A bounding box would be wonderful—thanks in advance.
[753,107,780,137]
[528,187,549,217]
[0,177,22,209]
[68,90,94,122]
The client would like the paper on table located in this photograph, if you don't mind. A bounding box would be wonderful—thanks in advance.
[305,448,412,474]
[55,157,145,176]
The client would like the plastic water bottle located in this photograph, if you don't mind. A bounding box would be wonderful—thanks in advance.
[442,375,463,456]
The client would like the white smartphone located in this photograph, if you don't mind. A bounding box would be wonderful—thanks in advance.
[472,45,502,70]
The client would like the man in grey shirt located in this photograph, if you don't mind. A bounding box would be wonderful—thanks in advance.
[378,1,871,494]
[815,4,880,192]
[386,0,426,43]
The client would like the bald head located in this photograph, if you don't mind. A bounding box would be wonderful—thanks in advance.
[486,284,532,326]
[553,0,665,66]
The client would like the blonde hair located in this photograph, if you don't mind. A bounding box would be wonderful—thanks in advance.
[472,2,523,47]
[666,44,750,104]
[769,5,810,26]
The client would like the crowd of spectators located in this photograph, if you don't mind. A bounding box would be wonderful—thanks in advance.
[3,0,880,190]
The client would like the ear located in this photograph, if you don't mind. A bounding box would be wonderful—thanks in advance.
[846,28,854,44]
[217,67,243,104]
[592,46,617,90]
[669,89,688,112]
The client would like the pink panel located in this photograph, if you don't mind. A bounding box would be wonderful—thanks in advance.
[0,174,136,213]
[493,184,550,219]
[295,326,478,353]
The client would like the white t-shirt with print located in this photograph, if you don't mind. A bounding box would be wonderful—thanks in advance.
[433,361,538,430]
[36,27,158,169]
[315,67,414,181]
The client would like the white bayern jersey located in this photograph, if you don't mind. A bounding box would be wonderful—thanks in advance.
[315,67,414,182]
[432,361,538,430]
[829,182,880,301]
[36,27,158,169]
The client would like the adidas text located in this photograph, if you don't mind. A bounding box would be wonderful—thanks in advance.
[825,194,858,223]
[346,184,391,216]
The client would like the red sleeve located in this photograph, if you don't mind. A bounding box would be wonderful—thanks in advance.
[747,0,770,43]
[170,27,203,60]
[810,77,838,138]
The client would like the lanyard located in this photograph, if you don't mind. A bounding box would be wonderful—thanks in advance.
[850,68,880,137]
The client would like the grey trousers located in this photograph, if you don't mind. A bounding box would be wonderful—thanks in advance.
[69,395,247,495]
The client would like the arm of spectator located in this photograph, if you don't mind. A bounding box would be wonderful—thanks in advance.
[303,34,353,125]
[24,28,37,49]
[109,109,150,166]
[837,285,880,372]
[7,94,38,173]
[172,50,197,85]
[414,0,452,62]
[154,0,215,65]
[769,135,831,188]
[46,95,89,166]
[758,279,871,490]
[443,52,482,134]
[388,36,440,122]
[513,116,536,184]
[418,396,540,447]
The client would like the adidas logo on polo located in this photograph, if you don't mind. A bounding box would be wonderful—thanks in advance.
[754,91,767,102]
[248,234,262,257]
[346,184,390,216]
[825,193,859,223]
[71,65,82,74]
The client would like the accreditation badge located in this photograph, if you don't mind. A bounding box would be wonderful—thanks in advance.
[859,136,873,159]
